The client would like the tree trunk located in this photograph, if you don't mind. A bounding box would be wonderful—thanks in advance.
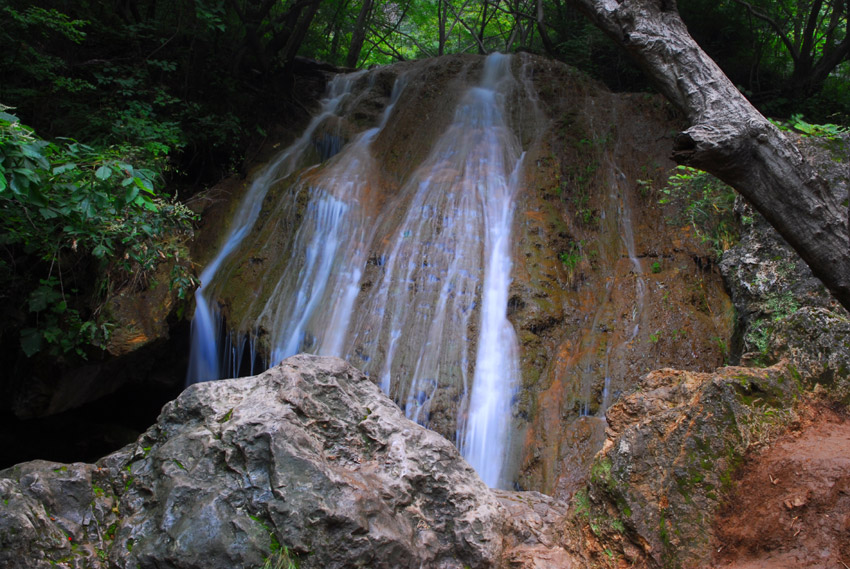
[477,0,489,54]
[347,0,375,68]
[573,0,850,310]
[281,0,323,80]
[438,0,447,56]
[536,0,557,56]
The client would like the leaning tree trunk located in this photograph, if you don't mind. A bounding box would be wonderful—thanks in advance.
[572,0,850,311]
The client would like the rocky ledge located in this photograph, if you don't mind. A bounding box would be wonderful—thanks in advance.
[0,354,576,569]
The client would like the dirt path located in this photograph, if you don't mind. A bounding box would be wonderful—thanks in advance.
[712,403,850,569]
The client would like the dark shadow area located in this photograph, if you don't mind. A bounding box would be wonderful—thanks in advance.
[0,322,190,470]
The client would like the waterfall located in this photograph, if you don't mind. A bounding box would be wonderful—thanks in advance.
[186,71,365,383]
[458,54,523,486]
[257,75,408,364]
[345,53,523,486]
[187,54,527,488]
[460,149,523,487]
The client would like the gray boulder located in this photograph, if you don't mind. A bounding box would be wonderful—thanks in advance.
[0,354,575,569]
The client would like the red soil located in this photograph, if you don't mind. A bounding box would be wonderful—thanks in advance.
[712,403,850,569]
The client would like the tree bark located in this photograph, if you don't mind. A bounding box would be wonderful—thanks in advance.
[438,0,447,55]
[572,0,850,310]
[477,0,490,54]
[536,0,557,56]
[347,0,375,68]
[280,0,323,80]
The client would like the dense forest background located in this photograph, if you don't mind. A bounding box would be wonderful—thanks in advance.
[1,0,849,367]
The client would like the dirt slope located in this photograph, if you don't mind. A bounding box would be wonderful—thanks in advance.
[712,403,850,569]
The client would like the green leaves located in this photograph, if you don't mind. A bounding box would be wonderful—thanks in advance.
[18,276,112,358]
[0,109,197,358]
[28,279,63,313]
[659,166,738,257]
[770,114,848,140]
[94,165,112,180]
[6,6,88,44]
[124,184,140,204]
[52,162,76,175]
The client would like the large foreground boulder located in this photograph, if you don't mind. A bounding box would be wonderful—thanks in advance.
[0,354,574,569]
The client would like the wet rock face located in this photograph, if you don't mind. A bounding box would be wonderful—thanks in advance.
[493,489,580,569]
[0,355,575,569]
[511,64,734,497]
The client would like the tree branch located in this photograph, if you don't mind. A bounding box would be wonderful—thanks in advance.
[798,0,825,67]
[729,0,801,62]
[445,1,489,53]
[370,17,435,58]
[573,0,850,311]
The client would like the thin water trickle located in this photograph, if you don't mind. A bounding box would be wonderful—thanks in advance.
[599,163,647,414]
[563,101,651,418]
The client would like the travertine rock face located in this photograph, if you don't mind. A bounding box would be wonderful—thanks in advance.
[0,355,575,569]
[574,135,850,569]
[582,364,802,568]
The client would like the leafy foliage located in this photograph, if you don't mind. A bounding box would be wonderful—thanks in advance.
[770,113,849,138]
[658,166,739,257]
[0,0,263,184]
[301,0,648,92]
[0,108,196,358]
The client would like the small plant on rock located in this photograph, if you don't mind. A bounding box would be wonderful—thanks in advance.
[658,166,738,257]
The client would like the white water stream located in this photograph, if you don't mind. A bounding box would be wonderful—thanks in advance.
[187,54,526,487]
[187,72,365,383]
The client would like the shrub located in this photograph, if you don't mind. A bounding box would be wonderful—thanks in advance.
[658,166,738,257]
[0,106,196,358]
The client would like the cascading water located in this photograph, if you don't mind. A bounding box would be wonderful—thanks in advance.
[187,54,529,488]
[186,72,365,383]
[250,74,408,366]
[460,151,523,486]
[458,56,524,486]
[347,54,523,486]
